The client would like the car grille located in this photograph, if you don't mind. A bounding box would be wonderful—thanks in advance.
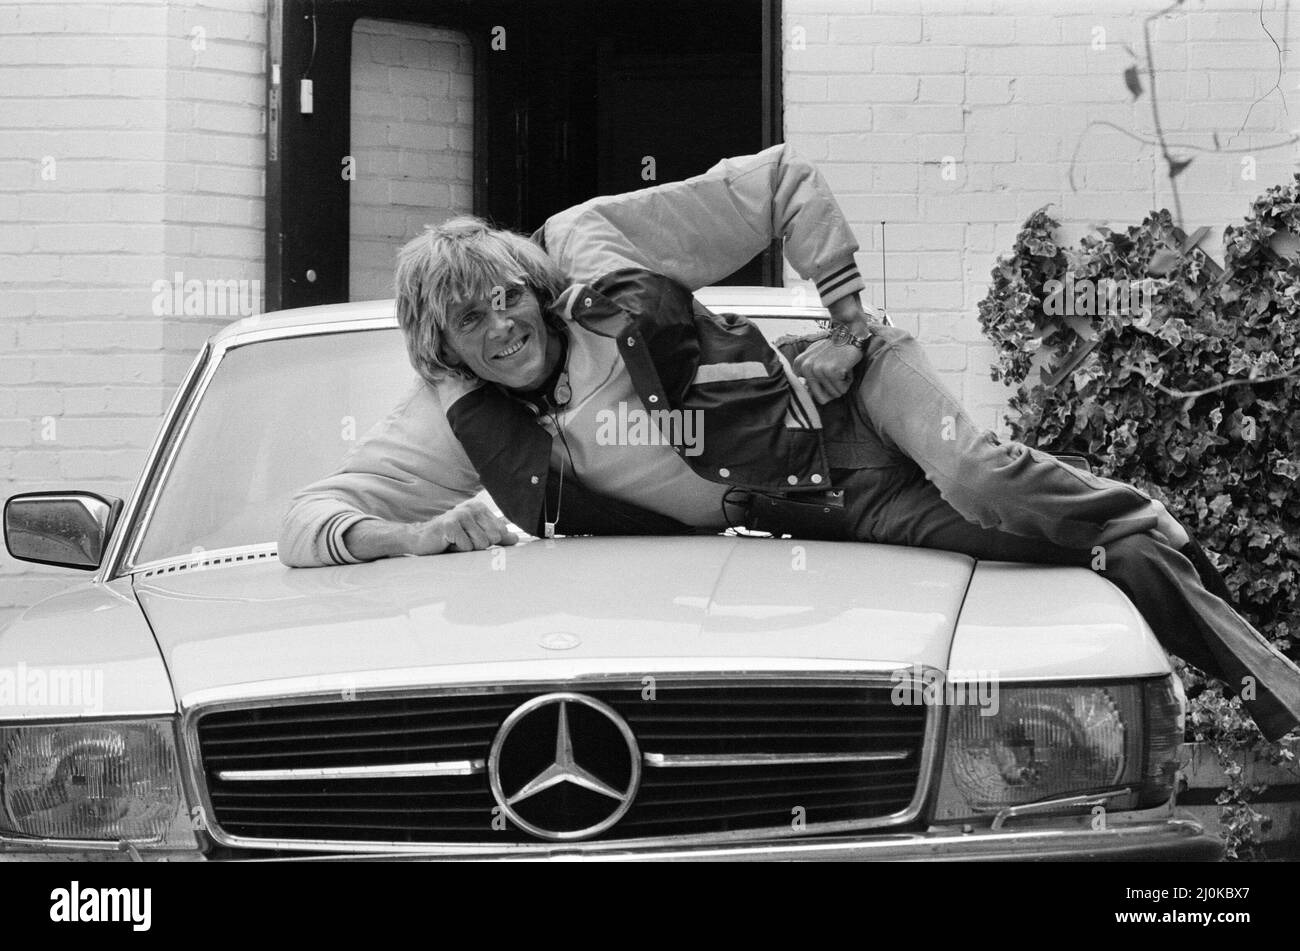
[194,678,930,848]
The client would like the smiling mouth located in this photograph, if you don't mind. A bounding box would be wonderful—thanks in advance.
[493,334,530,360]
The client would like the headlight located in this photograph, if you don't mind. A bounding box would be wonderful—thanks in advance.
[933,678,1183,822]
[0,719,195,847]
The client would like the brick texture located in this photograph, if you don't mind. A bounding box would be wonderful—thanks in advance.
[784,0,1300,432]
[1,0,267,623]
[3,0,1298,625]
[348,20,474,301]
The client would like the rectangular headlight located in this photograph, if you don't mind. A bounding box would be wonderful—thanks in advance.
[0,719,195,848]
[933,678,1182,823]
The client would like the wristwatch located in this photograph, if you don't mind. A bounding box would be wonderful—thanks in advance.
[828,324,872,351]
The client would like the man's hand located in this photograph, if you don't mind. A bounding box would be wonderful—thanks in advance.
[792,337,863,404]
[342,497,518,561]
[411,497,519,554]
[792,292,878,404]
[1145,498,1190,549]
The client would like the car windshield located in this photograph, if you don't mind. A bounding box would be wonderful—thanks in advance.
[132,328,417,566]
[130,314,824,568]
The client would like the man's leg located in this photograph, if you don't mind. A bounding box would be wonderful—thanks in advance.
[853,326,1161,550]
[845,468,1300,740]
[1178,536,1236,606]
[837,327,1300,740]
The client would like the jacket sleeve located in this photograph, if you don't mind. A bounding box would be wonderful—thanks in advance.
[541,143,865,307]
[277,380,483,568]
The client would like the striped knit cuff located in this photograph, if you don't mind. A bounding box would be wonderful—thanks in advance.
[814,258,865,307]
[325,512,378,565]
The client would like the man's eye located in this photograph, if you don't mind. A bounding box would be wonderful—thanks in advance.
[504,286,523,305]
[458,311,481,329]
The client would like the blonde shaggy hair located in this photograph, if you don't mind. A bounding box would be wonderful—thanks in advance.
[394,216,567,385]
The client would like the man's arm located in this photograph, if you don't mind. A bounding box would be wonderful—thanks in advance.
[542,144,878,401]
[277,381,508,567]
[542,143,874,330]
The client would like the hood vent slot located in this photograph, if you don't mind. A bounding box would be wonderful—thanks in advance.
[137,547,278,578]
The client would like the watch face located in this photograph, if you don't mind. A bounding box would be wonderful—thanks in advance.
[830,325,869,350]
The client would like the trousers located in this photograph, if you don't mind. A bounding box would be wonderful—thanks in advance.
[810,325,1300,742]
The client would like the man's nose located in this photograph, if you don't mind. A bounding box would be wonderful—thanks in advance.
[485,308,514,337]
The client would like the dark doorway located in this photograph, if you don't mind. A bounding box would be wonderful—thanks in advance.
[267,0,780,310]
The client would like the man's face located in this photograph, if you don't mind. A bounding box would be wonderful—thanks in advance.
[442,283,556,389]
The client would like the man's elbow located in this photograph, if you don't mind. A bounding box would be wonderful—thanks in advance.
[276,503,329,569]
[276,546,318,569]
[276,524,316,568]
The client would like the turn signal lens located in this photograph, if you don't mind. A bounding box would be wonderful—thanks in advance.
[1140,675,1185,807]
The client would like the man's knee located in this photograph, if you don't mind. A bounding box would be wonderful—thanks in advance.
[1097,532,1169,580]
[866,324,916,350]
[859,326,932,385]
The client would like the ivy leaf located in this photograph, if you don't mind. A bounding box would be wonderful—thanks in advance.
[1044,339,1098,388]
[1026,345,1056,383]
[1148,247,1181,275]
[1269,230,1300,259]
[1169,157,1194,178]
[1124,65,1143,100]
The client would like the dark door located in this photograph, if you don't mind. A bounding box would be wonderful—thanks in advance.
[267,0,780,310]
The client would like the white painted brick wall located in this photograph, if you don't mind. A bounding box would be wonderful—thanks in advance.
[0,0,267,628]
[785,0,1300,433]
[4,0,1298,626]
[349,19,474,300]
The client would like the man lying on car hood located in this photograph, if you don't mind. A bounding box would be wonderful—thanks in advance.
[278,143,1300,742]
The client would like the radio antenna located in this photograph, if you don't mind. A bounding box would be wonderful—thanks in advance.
[880,221,888,314]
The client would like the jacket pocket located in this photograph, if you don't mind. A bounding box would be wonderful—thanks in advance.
[818,394,897,471]
[823,439,892,471]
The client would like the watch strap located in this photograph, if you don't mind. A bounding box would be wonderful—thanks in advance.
[829,324,871,351]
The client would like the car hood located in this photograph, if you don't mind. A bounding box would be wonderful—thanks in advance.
[132,536,975,710]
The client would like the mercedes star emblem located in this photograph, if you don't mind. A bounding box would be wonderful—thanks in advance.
[488,692,641,841]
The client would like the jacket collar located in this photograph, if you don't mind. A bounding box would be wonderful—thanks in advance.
[507,327,571,417]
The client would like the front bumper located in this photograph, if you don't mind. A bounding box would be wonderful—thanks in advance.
[2,816,1219,862]
[281,818,1223,862]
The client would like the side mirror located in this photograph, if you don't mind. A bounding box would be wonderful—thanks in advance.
[3,492,123,571]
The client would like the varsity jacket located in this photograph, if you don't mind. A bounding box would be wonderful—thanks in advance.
[279,144,867,568]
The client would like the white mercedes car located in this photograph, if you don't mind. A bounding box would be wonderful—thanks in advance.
[0,289,1222,861]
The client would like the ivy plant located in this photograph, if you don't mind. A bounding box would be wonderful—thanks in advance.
[977,176,1300,858]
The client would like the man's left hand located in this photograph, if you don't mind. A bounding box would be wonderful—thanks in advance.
[1145,498,1190,548]
[792,338,863,404]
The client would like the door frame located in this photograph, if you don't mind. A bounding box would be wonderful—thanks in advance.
[265,0,782,310]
